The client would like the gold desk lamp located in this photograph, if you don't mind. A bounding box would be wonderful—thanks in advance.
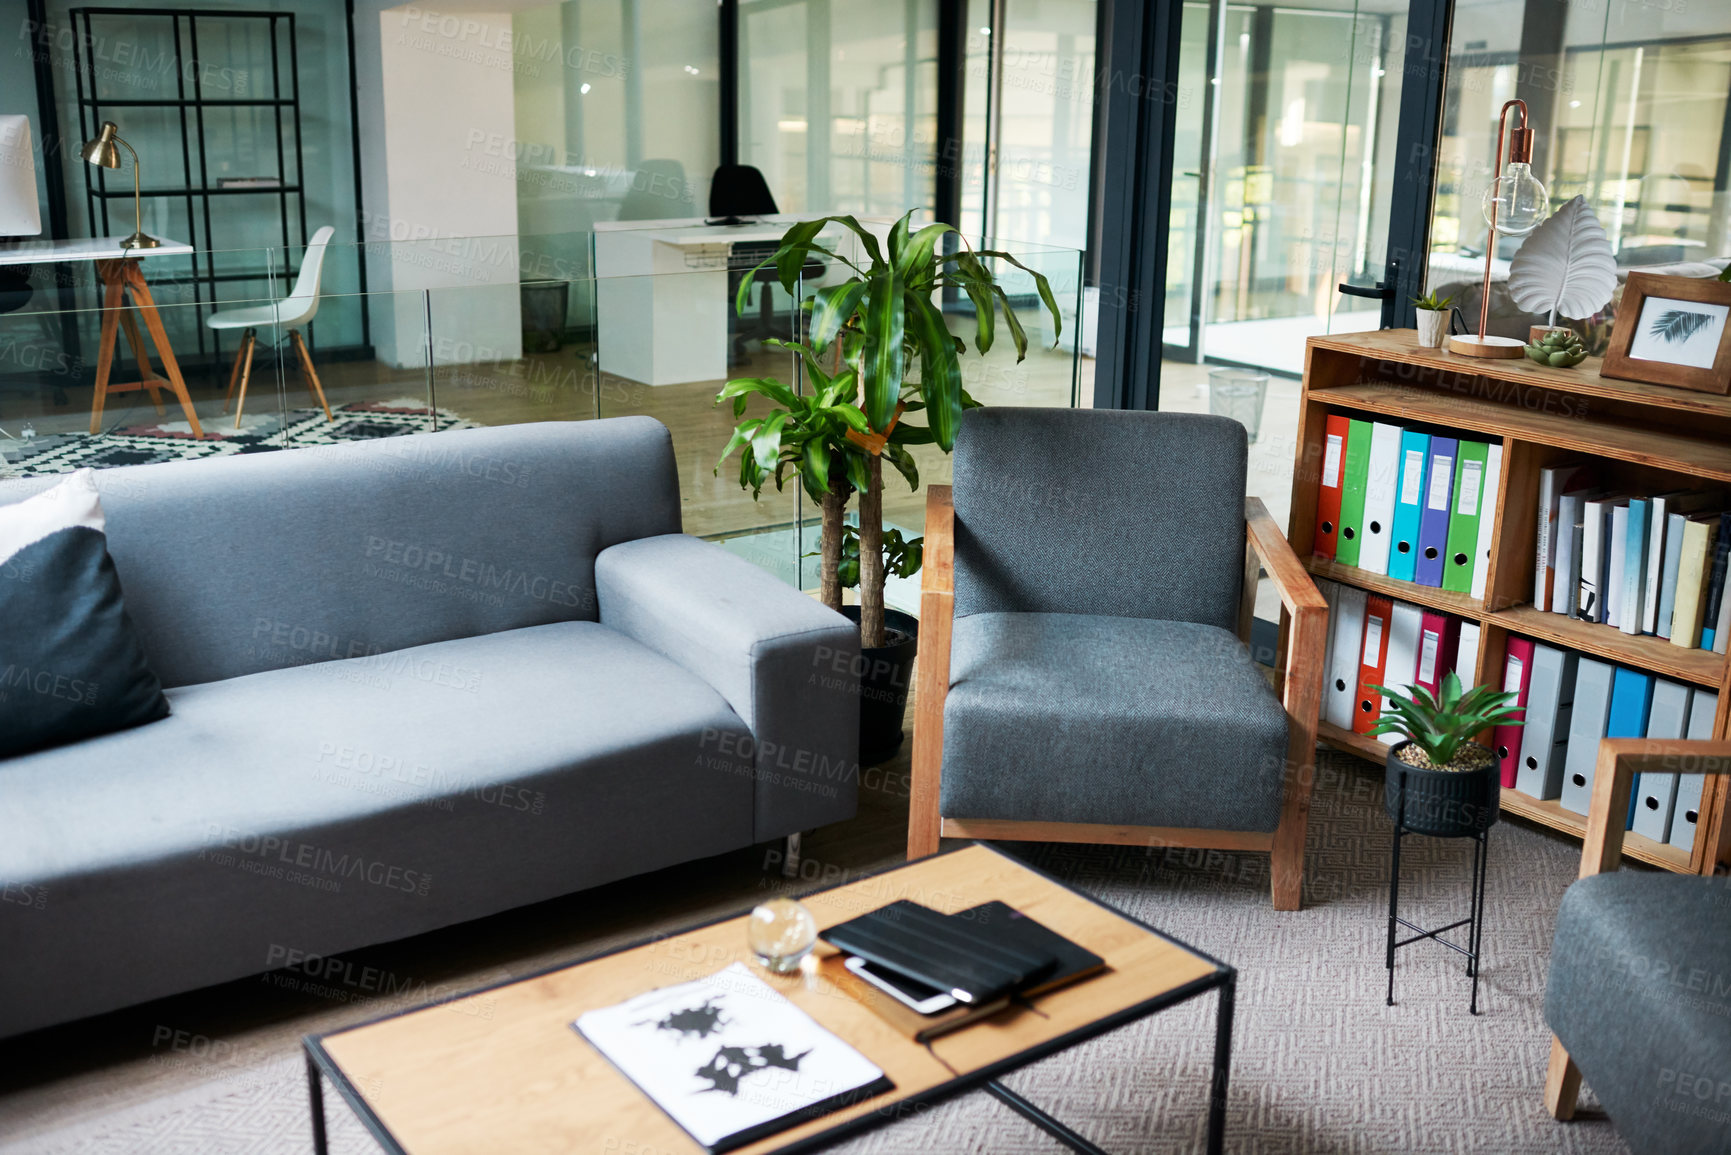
[80,121,159,250]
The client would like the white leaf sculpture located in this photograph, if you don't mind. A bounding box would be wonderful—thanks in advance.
[1507,195,1618,326]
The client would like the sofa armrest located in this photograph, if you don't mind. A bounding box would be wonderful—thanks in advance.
[596,534,861,842]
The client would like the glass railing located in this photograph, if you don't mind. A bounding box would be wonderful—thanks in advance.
[1,227,1082,602]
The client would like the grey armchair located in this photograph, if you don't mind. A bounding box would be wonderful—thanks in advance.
[907,409,1329,910]
[1544,738,1731,1153]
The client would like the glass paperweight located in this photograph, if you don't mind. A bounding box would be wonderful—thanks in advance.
[747,897,817,974]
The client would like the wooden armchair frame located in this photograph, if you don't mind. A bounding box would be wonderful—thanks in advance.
[1544,738,1731,1120]
[907,487,1330,910]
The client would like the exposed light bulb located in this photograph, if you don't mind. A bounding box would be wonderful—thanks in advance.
[1481,161,1549,238]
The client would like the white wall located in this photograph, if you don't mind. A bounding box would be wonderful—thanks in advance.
[355,1,525,367]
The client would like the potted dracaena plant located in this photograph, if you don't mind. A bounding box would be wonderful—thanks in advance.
[715,211,1061,762]
[1366,671,1525,838]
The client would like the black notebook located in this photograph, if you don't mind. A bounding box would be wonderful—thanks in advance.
[820,899,1060,1004]
[957,901,1107,996]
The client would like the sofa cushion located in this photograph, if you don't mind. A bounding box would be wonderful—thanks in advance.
[0,417,683,689]
[939,612,1289,832]
[1546,871,1731,1155]
[0,621,755,1037]
[0,469,168,756]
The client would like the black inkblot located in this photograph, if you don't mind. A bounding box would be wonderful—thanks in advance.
[640,998,727,1040]
[694,1043,812,1096]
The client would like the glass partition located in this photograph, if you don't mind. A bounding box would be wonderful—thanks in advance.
[2,230,1081,603]
[0,286,431,477]
[739,0,938,218]
[1426,2,1731,342]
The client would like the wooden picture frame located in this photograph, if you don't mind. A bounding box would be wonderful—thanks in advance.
[1600,272,1731,394]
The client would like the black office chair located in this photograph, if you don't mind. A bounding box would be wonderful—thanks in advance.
[709,164,823,365]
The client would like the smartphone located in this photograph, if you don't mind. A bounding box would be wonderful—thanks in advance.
[843,955,958,1014]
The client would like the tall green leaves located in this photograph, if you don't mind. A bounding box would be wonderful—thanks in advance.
[906,293,962,449]
[717,210,1067,608]
[861,271,906,434]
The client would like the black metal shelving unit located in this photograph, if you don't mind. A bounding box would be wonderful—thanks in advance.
[70,7,308,358]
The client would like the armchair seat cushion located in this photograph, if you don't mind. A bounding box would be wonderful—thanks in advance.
[1545,871,1731,1155]
[939,613,1289,832]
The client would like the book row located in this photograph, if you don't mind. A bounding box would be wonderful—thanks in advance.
[1311,415,1499,595]
[1318,578,1715,853]
[1533,466,1731,653]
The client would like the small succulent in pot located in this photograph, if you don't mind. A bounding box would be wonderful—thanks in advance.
[1366,671,1523,771]
[1369,672,1523,838]
[1410,290,1454,349]
[1523,327,1587,368]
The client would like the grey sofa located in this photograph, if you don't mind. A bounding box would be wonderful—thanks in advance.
[0,417,858,1038]
[1543,738,1731,1153]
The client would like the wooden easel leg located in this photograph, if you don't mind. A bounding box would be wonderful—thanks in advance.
[117,307,165,413]
[1545,1038,1582,1120]
[125,264,204,439]
[290,329,333,421]
[223,329,252,412]
[89,266,126,435]
[232,333,257,430]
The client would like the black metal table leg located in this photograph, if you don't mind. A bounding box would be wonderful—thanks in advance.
[985,1081,1110,1155]
[982,969,1232,1155]
[306,1048,329,1155]
[1208,971,1234,1155]
[1386,776,1405,1007]
[1468,830,1489,1015]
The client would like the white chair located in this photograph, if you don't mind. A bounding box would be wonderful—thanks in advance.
[206,225,335,428]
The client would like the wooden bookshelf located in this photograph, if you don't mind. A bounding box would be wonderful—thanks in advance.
[1288,329,1731,876]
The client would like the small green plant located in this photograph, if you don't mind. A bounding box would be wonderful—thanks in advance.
[1410,290,1455,312]
[1365,671,1524,768]
[1524,327,1587,368]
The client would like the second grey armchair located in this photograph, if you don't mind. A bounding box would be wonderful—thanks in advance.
[907,408,1329,910]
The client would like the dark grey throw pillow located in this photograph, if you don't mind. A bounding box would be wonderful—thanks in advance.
[1,469,169,757]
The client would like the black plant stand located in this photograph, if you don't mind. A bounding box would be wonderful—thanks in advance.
[1385,768,1492,1015]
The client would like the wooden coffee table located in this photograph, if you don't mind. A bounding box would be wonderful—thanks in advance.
[303,843,1235,1154]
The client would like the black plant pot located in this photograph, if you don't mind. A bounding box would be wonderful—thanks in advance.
[841,606,919,766]
[1384,742,1501,838]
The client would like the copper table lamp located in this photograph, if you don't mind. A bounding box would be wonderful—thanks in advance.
[1448,99,1549,359]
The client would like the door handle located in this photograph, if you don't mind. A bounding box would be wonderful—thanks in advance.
[1337,281,1391,299]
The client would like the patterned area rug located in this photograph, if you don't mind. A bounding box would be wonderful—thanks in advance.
[0,400,480,477]
[0,753,1629,1154]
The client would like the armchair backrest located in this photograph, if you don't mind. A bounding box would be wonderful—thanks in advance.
[951,408,1248,630]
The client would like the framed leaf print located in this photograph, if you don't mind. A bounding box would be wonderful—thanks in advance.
[1601,273,1731,394]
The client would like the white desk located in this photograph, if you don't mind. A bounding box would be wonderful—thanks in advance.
[0,237,203,437]
[592,216,891,387]
[0,236,196,265]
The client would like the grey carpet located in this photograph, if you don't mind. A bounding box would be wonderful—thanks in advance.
[0,751,1627,1153]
